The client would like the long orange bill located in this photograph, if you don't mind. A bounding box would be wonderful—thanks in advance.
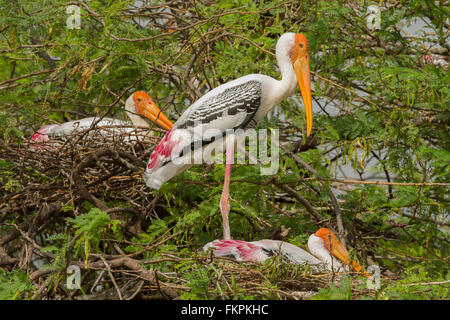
[293,56,313,137]
[142,101,173,131]
[328,235,369,278]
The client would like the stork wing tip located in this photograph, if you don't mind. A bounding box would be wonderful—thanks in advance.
[142,173,163,190]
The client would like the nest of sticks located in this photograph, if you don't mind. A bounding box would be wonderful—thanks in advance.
[0,125,374,300]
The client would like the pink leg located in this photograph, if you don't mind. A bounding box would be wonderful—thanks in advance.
[220,144,234,240]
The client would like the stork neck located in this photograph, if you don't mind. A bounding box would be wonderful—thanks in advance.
[275,49,298,102]
[126,111,150,128]
[307,234,343,271]
[124,100,150,128]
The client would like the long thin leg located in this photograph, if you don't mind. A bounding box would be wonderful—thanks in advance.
[219,143,234,240]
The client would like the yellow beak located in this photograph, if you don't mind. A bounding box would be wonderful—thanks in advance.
[328,234,369,278]
[293,56,313,137]
[141,101,173,131]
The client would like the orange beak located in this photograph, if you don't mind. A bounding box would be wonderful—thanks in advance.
[293,56,313,137]
[325,231,350,264]
[318,228,369,277]
[139,100,173,131]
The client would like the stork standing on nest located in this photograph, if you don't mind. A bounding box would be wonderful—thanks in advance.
[144,33,313,240]
[31,91,173,147]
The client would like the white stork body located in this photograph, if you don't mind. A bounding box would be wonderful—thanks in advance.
[144,72,295,186]
[143,33,313,240]
[32,117,133,142]
[203,238,323,266]
[31,91,172,148]
[203,228,367,274]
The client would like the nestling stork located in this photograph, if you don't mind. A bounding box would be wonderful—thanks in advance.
[31,91,173,147]
[144,33,313,240]
[203,228,367,275]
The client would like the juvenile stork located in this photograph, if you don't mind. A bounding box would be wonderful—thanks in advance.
[31,91,173,147]
[144,33,313,240]
[203,228,368,275]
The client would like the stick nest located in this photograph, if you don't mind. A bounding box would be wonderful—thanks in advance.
[0,127,375,300]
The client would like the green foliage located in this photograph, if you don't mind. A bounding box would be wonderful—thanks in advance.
[0,269,34,300]
[313,276,353,300]
[67,208,121,263]
[380,267,450,300]
[125,219,169,254]
[179,265,215,300]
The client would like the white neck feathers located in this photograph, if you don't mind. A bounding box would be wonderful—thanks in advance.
[307,234,345,272]
[125,95,150,128]
[264,33,299,109]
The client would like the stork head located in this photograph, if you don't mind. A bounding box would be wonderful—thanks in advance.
[314,228,367,276]
[278,33,313,137]
[314,228,349,263]
[126,91,173,130]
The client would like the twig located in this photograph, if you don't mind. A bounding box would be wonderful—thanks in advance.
[98,254,123,300]
[303,177,449,187]
[404,280,450,286]
[274,181,324,222]
[279,144,347,245]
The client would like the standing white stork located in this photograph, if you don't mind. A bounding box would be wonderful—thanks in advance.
[203,228,368,275]
[143,33,313,240]
[31,91,173,147]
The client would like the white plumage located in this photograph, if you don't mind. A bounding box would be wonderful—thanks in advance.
[203,228,365,274]
[31,91,172,148]
[143,33,313,241]
[144,35,304,188]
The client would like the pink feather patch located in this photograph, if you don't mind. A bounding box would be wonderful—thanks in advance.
[147,129,182,171]
[204,239,268,263]
[32,133,41,141]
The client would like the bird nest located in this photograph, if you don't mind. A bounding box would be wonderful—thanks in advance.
[2,126,160,213]
[0,126,373,300]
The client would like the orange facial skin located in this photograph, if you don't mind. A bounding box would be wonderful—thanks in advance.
[132,91,173,130]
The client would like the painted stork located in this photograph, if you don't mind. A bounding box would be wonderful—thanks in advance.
[203,228,367,275]
[31,91,173,147]
[144,33,313,240]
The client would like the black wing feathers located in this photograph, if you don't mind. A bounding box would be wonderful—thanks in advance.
[168,80,263,162]
[178,80,262,130]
